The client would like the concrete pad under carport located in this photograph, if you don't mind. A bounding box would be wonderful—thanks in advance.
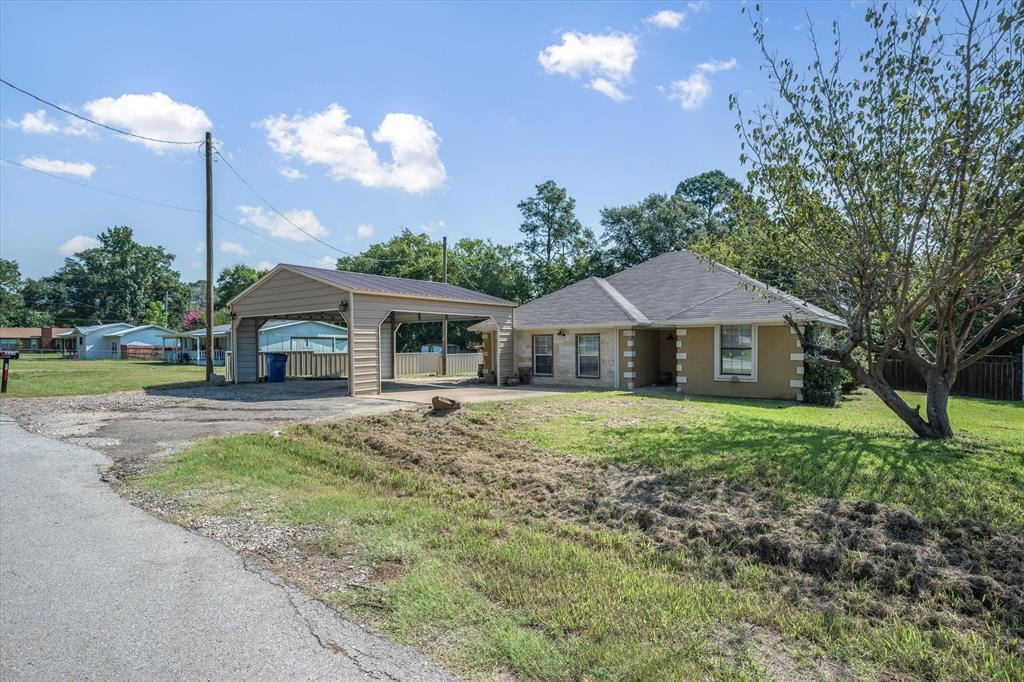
[379,378,588,405]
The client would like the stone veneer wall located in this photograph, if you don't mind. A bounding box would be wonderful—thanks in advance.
[514,328,618,388]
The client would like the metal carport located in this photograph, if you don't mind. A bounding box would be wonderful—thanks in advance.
[227,265,515,396]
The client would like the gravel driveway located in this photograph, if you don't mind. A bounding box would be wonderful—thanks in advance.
[1,380,406,463]
[0,414,452,681]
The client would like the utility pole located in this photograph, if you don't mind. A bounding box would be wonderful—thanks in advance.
[441,236,448,377]
[204,131,214,382]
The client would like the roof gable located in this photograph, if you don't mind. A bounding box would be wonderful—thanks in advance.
[229,263,514,308]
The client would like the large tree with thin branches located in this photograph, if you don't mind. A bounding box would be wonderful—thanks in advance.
[735,0,1023,438]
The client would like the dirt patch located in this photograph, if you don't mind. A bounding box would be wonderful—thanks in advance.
[307,407,1023,649]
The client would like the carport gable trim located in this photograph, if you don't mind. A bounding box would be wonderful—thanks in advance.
[227,264,515,310]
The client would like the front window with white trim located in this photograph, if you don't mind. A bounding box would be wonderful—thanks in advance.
[532,334,553,376]
[716,324,756,380]
[576,333,601,378]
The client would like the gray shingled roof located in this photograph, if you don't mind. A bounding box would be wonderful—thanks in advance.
[513,277,639,327]
[513,250,844,328]
[285,265,514,306]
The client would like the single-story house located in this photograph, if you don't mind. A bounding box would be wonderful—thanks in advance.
[161,320,348,365]
[259,320,348,353]
[57,323,181,359]
[473,250,844,401]
[0,327,72,351]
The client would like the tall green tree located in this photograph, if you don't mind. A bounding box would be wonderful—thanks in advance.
[517,180,599,295]
[599,193,702,270]
[41,227,189,327]
[215,264,267,308]
[674,170,744,238]
[0,258,26,326]
[142,301,169,327]
[735,0,1024,438]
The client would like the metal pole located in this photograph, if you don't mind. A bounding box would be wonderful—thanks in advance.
[441,236,448,377]
[204,132,214,382]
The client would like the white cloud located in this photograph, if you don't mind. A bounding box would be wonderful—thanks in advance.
[219,240,251,257]
[645,10,686,29]
[279,166,307,180]
[191,260,201,270]
[21,156,96,178]
[416,219,446,233]
[194,241,205,254]
[255,260,275,271]
[666,58,737,110]
[589,78,629,101]
[236,205,329,242]
[82,92,211,152]
[688,1,708,12]
[259,105,447,194]
[5,110,59,134]
[58,234,100,256]
[313,256,336,268]
[4,109,98,138]
[697,58,737,73]
[356,223,375,239]
[538,32,638,100]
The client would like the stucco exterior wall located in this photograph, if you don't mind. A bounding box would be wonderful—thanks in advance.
[677,324,803,400]
[515,328,617,388]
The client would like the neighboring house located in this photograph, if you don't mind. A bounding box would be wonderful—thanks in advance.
[162,320,348,365]
[260,320,347,353]
[472,250,844,401]
[104,325,180,358]
[56,323,181,359]
[57,323,135,359]
[161,325,232,366]
[0,327,72,351]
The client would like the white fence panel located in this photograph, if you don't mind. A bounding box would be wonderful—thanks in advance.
[395,352,482,377]
[258,351,348,379]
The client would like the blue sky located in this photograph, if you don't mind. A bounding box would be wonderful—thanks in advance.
[0,0,873,280]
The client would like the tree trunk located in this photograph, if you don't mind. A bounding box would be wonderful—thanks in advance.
[821,355,955,439]
[923,372,954,439]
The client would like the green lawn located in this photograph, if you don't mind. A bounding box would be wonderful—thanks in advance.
[0,354,217,397]
[134,391,1023,681]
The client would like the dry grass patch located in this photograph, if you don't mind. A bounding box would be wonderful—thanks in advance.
[130,390,1023,681]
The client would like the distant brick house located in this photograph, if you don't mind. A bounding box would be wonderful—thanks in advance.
[0,327,73,352]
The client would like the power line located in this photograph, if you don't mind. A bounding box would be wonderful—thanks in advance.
[0,157,325,262]
[0,78,204,146]
[212,148,409,264]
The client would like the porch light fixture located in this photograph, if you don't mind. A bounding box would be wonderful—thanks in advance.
[666,333,675,341]
[557,329,566,336]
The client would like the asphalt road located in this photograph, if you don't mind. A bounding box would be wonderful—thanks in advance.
[0,415,452,681]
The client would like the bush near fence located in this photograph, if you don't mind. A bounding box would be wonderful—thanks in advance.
[882,354,1023,401]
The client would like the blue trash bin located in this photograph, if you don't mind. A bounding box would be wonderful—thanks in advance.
[266,353,288,383]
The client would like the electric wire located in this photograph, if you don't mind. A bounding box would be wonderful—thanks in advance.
[0,157,326,262]
[0,78,205,146]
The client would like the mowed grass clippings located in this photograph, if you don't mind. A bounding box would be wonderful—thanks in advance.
[0,355,215,397]
[134,391,1024,681]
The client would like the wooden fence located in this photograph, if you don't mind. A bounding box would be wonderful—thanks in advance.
[882,354,1023,401]
[395,352,483,377]
[121,345,172,360]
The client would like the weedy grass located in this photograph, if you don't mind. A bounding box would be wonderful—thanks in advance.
[136,390,1024,681]
[1,356,214,397]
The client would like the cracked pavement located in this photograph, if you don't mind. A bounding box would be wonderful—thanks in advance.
[0,415,453,681]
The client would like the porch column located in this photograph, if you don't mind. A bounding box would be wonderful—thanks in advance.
[622,329,636,391]
[675,328,687,393]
